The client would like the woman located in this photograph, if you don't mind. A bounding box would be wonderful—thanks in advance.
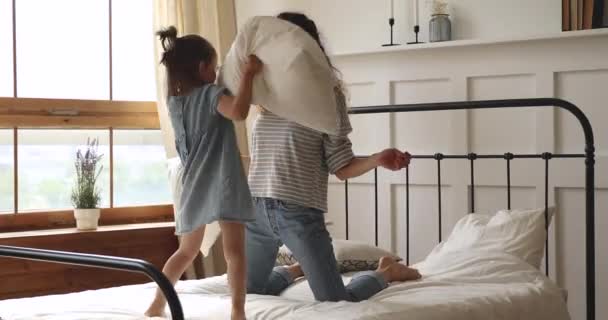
[245,12,421,302]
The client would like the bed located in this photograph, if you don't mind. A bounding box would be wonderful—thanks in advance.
[0,249,569,320]
[0,98,597,320]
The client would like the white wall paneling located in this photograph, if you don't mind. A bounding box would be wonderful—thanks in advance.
[323,33,608,320]
[555,69,608,155]
[467,74,537,154]
[346,82,391,156]
[392,78,453,154]
[392,184,452,263]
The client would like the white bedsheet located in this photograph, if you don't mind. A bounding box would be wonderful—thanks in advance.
[0,250,569,320]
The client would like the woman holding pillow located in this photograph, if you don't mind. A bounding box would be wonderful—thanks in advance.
[245,12,421,302]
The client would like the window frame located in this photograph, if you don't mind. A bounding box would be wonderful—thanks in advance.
[0,98,159,129]
[0,0,172,228]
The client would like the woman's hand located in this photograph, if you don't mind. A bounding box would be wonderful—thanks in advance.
[375,148,411,171]
[244,55,263,76]
[335,148,411,180]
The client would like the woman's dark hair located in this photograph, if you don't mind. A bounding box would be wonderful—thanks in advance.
[277,12,345,96]
[157,26,216,96]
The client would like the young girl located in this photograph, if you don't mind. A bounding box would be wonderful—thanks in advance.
[146,26,262,320]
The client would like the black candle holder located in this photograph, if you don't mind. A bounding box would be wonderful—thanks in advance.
[407,25,424,44]
[382,18,400,47]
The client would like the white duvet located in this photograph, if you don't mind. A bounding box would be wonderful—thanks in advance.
[0,250,569,320]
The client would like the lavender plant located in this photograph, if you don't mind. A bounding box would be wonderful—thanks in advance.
[71,138,103,209]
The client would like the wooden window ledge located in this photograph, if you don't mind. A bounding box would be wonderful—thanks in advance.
[0,221,175,240]
[0,205,175,233]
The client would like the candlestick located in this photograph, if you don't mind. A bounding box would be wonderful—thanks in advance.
[382,0,399,46]
[382,18,400,47]
[407,0,424,44]
[407,25,423,44]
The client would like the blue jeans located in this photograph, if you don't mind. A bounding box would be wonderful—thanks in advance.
[245,198,388,302]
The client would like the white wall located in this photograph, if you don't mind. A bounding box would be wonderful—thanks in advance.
[323,33,607,320]
[234,0,561,54]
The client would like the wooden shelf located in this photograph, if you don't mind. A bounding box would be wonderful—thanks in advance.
[332,28,608,58]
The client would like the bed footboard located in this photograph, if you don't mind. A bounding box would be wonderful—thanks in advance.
[0,245,183,320]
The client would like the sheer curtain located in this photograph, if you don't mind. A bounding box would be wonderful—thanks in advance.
[153,0,246,278]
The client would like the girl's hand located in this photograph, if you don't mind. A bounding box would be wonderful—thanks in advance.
[244,55,263,76]
[375,148,411,171]
[218,55,262,121]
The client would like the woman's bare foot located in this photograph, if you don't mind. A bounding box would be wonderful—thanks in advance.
[377,256,421,283]
[286,262,304,279]
[378,256,396,270]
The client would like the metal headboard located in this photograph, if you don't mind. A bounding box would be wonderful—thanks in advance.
[344,98,596,320]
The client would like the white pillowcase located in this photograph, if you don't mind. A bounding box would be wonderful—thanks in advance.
[218,16,343,135]
[277,239,401,273]
[427,208,555,268]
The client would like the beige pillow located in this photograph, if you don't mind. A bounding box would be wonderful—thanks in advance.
[276,239,402,273]
[218,16,343,135]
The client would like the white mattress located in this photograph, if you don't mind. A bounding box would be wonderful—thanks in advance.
[0,250,569,320]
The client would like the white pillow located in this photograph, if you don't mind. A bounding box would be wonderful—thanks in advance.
[218,16,343,135]
[427,208,555,268]
[277,239,402,273]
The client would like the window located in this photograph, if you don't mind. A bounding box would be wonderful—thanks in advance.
[113,130,171,206]
[2,0,157,100]
[0,129,13,213]
[0,1,172,222]
[0,0,13,97]
[16,0,110,99]
[111,0,157,101]
[18,130,110,211]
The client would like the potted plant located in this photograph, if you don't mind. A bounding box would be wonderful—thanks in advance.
[71,138,103,230]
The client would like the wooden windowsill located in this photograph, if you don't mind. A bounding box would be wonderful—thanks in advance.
[0,205,175,233]
[0,221,175,240]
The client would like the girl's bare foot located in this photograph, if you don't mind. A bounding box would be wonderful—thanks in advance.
[144,300,166,318]
[144,309,165,318]
[377,256,421,283]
